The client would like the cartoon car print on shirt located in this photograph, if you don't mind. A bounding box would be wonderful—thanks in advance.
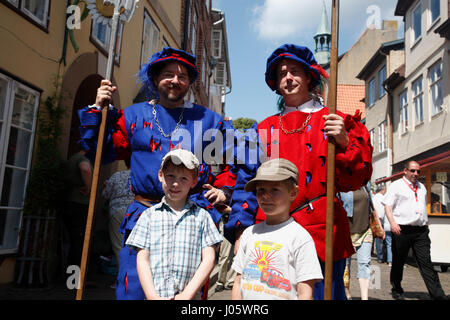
[260,267,291,291]
[242,264,262,281]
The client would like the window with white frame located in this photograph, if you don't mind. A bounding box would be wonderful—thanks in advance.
[212,30,222,59]
[412,2,422,43]
[191,7,197,55]
[369,128,375,151]
[5,0,49,27]
[0,73,39,253]
[141,12,160,67]
[215,62,226,86]
[368,77,376,106]
[7,0,19,7]
[412,76,424,124]
[430,0,440,24]
[378,121,387,152]
[400,90,409,134]
[22,0,49,25]
[429,60,443,115]
[378,66,386,98]
[91,20,124,63]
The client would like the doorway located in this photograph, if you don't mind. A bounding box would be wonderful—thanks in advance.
[67,74,103,158]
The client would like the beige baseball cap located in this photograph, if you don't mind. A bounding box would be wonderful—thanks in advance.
[244,158,299,192]
[160,149,200,172]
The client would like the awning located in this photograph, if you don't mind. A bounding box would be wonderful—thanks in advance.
[375,150,450,184]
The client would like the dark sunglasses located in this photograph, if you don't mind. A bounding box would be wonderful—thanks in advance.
[407,169,421,174]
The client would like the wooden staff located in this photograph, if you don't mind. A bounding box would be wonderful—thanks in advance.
[324,0,340,300]
[75,1,126,300]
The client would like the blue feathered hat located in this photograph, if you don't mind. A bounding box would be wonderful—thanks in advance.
[265,44,329,94]
[138,47,199,98]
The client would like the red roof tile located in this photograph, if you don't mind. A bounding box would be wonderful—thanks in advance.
[336,84,366,118]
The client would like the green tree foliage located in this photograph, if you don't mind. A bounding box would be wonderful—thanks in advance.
[232,117,258,130]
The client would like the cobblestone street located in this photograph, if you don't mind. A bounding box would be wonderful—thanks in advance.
[0,254,448,300]
[208,255,450,300]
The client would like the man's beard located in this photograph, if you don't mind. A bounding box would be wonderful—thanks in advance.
[158,83,189,104]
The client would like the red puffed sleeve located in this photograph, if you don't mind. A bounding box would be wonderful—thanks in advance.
[111,109,132,161]
[213,164,237,189]
[335,110,373,192]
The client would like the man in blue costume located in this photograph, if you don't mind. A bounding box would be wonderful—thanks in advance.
[78,47,252,299]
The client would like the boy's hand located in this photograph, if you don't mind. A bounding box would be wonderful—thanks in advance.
[95,79,117,107]
[203,184,226,205]
[173,291,194,300]
[148,295,170,300]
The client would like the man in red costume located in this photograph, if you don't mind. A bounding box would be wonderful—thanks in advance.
[226,44,373,300]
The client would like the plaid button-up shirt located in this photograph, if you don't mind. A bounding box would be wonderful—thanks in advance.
[126,197,222,298]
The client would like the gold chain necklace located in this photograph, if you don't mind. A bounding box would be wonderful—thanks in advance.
[151,99,184,138]
[279,102,315,134]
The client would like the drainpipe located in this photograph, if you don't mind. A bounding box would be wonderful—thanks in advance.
[380,48,395,181]
[182,0,191,51]
[213,14,224,26]
[383,81,394,180]
[60,0,72,66]
[212,11,232,96]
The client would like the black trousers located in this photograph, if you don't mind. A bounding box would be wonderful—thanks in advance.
[390,225,446,299]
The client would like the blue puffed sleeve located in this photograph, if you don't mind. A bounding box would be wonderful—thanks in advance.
[223,122,261,243]
[77,105,120,164]
[189,191,222,224]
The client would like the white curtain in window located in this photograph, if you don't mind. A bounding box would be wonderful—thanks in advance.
[400,91,408,133]
[23,0,47,23]
[0,75,39,252]
[412,77,423,123]
[141,14,160,66]
[429,61,443,115]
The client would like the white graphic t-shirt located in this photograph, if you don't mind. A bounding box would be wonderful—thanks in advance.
[232,218,323,300]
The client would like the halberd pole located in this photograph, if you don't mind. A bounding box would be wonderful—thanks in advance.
[76,0,137,300]
[324,0,339,300]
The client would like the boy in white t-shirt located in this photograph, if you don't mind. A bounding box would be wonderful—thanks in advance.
[231,158,323,300]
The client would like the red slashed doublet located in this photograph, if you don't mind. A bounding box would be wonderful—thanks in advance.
[256,106,373,262]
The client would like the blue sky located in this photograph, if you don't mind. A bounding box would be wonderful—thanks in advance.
[211,0,404,122]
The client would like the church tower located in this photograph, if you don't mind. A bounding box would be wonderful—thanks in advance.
[314,2,331,66]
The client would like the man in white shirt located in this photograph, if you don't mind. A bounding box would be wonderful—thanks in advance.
[383,161,447,300]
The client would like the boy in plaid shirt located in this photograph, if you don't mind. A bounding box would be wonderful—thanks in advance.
[126,149,222,299]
